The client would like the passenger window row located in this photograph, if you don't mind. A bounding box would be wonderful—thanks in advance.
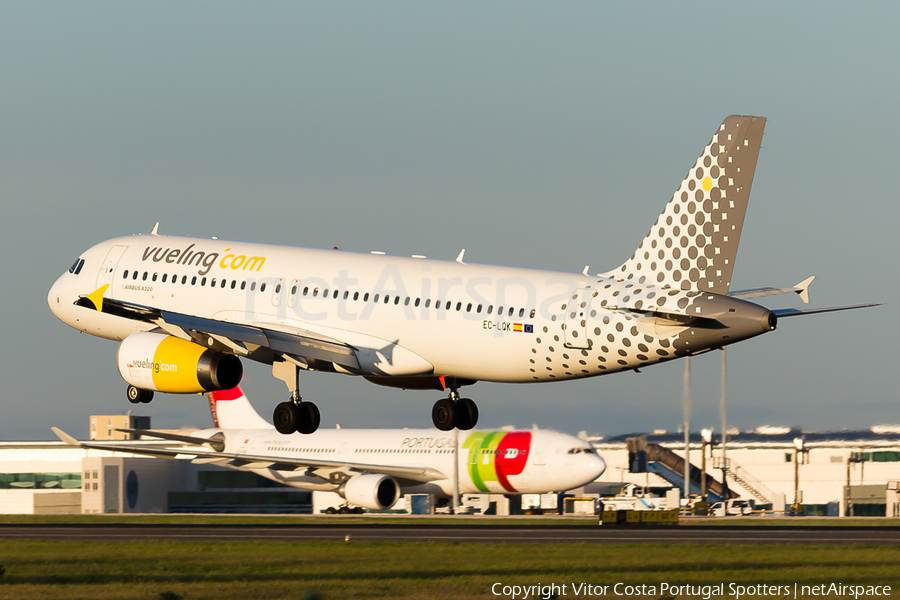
[120,269,535,318]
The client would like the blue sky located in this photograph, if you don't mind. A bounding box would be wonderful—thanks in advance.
[1,2,897,440]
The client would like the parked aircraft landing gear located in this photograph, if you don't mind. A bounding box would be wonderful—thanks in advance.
[126,385,153,404]
[432,390,478,432]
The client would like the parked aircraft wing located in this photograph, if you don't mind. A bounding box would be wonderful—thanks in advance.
[729,276,815,303]
[115,428,225,452]
[74,293,360,369]
[51,428,446,483]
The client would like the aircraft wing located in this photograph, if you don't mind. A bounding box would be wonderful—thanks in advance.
[115,428,226,451]
[75,294,360,370]
[52,428,446,483]
[729,276,815,304]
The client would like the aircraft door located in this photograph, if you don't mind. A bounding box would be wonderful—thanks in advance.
[530,438,548,466]
[96,245,128,292]
[563,288,594,349]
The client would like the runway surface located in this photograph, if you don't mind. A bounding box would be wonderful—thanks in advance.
[2,523,899,545]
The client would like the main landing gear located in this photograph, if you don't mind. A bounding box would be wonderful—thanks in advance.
[431,388,478,432]
[126,385,153,404]
[273,398,320,435]
[272,359,321,435]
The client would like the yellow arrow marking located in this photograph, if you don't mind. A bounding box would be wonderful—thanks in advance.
[86,284,109,312]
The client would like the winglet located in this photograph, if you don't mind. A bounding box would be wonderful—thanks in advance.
[793,276,815,304]
[85,284,109,312]
[151,222,160,236]
[52,427,80,446]
[456,249,466,264]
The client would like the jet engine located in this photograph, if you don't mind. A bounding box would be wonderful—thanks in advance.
[116,331,242,393]
[341,474,401,510]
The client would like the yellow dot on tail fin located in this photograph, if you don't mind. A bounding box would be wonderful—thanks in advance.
[86,284,109,312]
[702,177,712,191]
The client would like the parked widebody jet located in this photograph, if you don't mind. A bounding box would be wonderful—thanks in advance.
[48,116,876,435]
[53,386,606,511]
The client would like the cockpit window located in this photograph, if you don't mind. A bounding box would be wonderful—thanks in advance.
[68,258,85,275]
[567,447,596,455]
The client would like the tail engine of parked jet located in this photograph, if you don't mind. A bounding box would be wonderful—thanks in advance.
[340,474,401,510]
[116,331,242,394]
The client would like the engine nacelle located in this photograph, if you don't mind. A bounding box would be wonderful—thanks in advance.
[341,474,401,510]
[117,332,242,393]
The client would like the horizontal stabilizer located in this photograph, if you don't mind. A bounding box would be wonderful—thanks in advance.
[773,303,881,318]
[729,276,815,303]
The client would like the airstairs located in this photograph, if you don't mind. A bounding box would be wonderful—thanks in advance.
[714,457,774,505]
[627,437,738,503]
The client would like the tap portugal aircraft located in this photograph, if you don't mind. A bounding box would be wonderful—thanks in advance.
[48,116,876,435]
[53,386,606,511]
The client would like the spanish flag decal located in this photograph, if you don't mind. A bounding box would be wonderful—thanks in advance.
[513,323,523,332]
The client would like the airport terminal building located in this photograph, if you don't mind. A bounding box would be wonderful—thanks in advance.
[2,418,899,516]
[592,426,900,517]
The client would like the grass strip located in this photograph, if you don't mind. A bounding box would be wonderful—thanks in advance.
[2,514,898,527]
[0,540,898,599]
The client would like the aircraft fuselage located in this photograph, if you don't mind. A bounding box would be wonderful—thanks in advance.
[49,234,775,386]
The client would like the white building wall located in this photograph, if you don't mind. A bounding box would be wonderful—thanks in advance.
[0,490,38,514]
[594,440,900,511]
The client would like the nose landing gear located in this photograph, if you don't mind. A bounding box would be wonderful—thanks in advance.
[126,385,153,404]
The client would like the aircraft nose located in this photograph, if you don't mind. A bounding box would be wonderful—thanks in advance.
[48,274,66,315]
[588,455,606,479]
[48,272,76,322]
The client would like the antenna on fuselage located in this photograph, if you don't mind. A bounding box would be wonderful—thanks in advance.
[456,249,466,264]
[150,222,160,236]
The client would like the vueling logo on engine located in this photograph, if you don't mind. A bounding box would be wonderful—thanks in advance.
[141,244,266,276]
[131,358,177,374]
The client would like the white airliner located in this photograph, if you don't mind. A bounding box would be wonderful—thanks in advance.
[48,115,876,434]
[53,386,606,511]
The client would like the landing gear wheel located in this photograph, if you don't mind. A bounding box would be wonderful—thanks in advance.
[456,398,478,430]
[351,507,364,515]
[297,402,321,434]
[432,398,456,431]
[273,402,299,435]
[126,385,153,405]
[338,506,351,514]
[324,507,337,515]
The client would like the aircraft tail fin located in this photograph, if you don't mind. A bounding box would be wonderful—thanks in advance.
[206,385,273,429]
[603,115,766,295]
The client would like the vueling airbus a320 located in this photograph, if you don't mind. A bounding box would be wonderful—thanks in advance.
[48,116,876,435]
